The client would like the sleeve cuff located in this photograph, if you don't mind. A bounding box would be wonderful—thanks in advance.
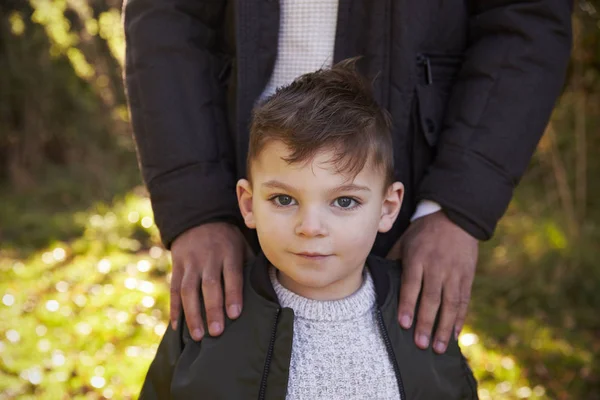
[410,200,442,222]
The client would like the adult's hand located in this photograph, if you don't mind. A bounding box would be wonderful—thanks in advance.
[170,222,254,341]
[387,210,478,354]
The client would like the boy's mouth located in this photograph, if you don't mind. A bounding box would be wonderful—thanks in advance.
[293,252,332,260]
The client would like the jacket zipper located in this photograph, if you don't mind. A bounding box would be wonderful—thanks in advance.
[376,309,407,400]
[258,308,281,400]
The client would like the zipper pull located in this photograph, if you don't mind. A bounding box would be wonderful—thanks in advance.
[417,54,433,85]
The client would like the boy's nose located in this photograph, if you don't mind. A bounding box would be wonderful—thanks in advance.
[295,208,327,237]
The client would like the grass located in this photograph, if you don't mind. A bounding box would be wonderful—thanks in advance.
[0,164,599,399]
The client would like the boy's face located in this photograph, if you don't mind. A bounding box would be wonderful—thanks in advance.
[237,141,403,300]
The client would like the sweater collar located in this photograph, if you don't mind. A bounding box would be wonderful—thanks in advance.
[268,266,376,321]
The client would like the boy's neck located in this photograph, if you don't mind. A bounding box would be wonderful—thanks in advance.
[276,265,365,301]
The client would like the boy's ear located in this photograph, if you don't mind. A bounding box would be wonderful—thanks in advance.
[378,182,404,233]
[236,179,256,229]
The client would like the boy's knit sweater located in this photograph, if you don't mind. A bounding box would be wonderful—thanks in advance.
[269,267,401,400]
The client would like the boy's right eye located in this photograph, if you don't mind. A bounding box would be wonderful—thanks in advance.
[272,195,296,207]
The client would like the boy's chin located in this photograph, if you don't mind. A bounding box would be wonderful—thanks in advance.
[279,266,364,298]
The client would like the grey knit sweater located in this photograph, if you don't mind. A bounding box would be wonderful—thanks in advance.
[269,267,401,400]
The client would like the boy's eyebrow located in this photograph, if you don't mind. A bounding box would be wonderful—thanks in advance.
[261,180,371,193]
[262,180,296,192]
[331,183,371,193]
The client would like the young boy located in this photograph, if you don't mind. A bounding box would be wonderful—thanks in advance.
[140,60,478,399]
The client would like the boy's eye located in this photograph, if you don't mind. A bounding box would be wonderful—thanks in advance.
[273,195,295,206]
[334,197,357,208]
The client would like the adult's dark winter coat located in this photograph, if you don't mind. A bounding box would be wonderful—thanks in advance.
[124,0,572,253]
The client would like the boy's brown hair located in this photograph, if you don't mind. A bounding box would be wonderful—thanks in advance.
[248,58,394,188]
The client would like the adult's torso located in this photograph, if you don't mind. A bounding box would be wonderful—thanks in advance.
[220,0,469,255]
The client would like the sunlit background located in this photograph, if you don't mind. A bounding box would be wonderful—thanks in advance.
[1,1,599,399]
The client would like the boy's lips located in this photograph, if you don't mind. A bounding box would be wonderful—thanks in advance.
[293,252,332,259]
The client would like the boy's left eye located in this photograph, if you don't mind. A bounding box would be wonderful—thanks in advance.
[333,197,358,209]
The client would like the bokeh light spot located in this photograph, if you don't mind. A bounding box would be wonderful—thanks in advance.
[52,351,65,367]
[142,296,155,308]
[46,300,59,312]
[53,247,66,261]
[501,356,515,370]
[36,325,47,336]
[73,294,87,307]
[76,322,92,335]
[516,386,532,398]
[91,376,106,389]
[97,258,112,274]
[37,339,51,352]
[2,293,15,306]
[6,330,20,343]
[139,281,154,294]
[149,246,163,259]
[137,260,150,272]
[141,216,153,228]
[126,346,141,357]
[56,281,69,293]
[459,332,479,347]
[128,211,140,223]
[154,322,167,336]
[42,252,54,264]
[124,277,137,290]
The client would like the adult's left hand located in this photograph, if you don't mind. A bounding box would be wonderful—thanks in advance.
[386,210,478,354]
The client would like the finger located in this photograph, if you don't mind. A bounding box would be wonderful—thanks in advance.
[181,265,204,341]
[432,276,461,354]
[223,250,244,320]
[202,264,225,337]
[169,260,184,330]
[397,259,423,329]
[453,274,474,340]
[414,272,443,350]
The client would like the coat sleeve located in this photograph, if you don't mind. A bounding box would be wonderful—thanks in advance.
[417,0,572,240]
[124,0,239,248]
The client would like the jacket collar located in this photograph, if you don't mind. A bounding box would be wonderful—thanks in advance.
[249,252,393,308]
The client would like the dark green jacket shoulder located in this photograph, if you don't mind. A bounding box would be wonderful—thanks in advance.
[139,253,478,399]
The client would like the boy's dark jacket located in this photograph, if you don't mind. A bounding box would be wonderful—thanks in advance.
[124,0,572,253]
[140,253,478,399]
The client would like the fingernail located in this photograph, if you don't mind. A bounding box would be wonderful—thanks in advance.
[228,304,241,319]
[171,320,178,330]
[210,322,222,335]
[434,340,446,353]
[454,327,461,340]
[400,315,412,329]
[417,334,429,348]
[192,328,203,341]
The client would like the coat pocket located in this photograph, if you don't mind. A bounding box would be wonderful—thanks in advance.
[414,53,464,147]
[410,53,463,195]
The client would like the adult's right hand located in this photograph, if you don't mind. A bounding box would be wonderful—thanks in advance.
[170,222,254,341]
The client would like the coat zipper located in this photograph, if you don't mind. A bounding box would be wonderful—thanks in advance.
[258,308,281,400]
[376,309,407,400]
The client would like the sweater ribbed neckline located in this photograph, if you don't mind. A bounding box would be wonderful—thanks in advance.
[268,265,376,322]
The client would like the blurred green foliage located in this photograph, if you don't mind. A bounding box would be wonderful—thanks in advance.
[0,1,599,399]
